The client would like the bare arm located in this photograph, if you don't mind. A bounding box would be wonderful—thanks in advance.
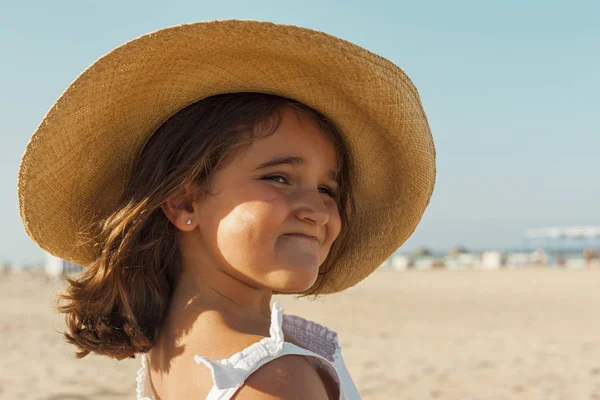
[232,355,329,400]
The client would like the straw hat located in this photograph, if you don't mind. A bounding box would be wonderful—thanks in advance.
[17,20,435,293]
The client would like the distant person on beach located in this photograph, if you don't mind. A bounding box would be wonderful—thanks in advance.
[17,21,435,399]
[584,248,598,268]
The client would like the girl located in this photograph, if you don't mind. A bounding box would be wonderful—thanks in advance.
[18,20,435,399]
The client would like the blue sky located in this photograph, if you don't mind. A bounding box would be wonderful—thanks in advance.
[1,0,598,264]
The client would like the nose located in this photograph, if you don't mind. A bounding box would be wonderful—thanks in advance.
[294,189,330,227]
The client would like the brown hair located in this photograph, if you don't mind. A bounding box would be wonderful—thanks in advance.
[58,92,355,360]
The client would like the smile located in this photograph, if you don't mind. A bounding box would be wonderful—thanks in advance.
[284,233,319,242]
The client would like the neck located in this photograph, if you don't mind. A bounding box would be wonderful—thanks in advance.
[174,264,273,319]
[169,241,274,321]
[148,250,274,375]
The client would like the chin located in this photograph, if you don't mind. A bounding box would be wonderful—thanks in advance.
[271,267,320,293]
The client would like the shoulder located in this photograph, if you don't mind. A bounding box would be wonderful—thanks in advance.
[232,354,329,400]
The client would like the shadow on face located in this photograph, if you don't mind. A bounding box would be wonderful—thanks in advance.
[188,107,343,293]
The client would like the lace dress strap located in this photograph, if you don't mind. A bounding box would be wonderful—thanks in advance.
[135,302,345,400]
[195,302,340,399]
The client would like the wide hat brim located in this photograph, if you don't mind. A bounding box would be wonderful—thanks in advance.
[18,20,435,294]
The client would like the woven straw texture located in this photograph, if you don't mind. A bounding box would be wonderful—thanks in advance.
[18,20,436,294]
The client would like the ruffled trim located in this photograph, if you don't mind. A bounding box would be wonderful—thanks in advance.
[135,301,346,396]
[194,301,286,390]
[282,313,341,363]
[136,353,154,400]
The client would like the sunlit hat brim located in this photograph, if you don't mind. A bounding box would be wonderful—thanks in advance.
[18,20,435,293]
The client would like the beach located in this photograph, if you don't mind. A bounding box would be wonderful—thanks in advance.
[2,268,600,400]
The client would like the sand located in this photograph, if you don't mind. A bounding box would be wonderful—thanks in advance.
[1,268,600,400]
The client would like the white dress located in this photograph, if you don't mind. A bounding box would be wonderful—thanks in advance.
[136,301,361,399]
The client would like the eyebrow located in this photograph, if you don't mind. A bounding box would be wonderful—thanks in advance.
[255,156,339,182]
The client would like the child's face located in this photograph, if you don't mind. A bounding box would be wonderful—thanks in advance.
[193,107,342,293]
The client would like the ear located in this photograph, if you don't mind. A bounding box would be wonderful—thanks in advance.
[161,181,200,231]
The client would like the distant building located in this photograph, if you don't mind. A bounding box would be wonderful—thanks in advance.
[505,252,530,267]
[480,251,504,270]
[524,226,600,267]
[44,252,84,277]
[445,253,480,269]
[389,255,410,270]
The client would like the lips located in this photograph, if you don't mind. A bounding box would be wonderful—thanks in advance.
[284,233,320,242]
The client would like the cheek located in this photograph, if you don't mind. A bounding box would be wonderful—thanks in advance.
[326,204,343,245]
[215,197,291,264]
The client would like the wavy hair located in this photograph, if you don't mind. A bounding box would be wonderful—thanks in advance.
[58,92,355,360]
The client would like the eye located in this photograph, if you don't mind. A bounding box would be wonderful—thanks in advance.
[263,174,290,184]
[319,186,338,199]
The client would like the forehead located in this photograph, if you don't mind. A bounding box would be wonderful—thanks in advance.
[243,107,340,169]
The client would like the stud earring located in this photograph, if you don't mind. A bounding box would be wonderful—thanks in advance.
[185,218,192,225]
